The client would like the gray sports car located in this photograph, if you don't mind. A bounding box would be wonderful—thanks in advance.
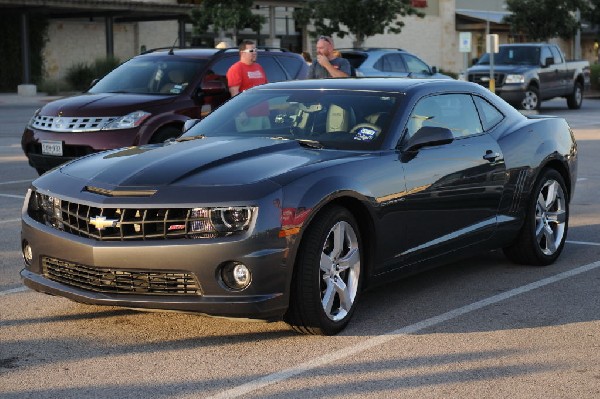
[20,78,577,335]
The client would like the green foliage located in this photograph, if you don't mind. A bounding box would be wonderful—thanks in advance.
[583,0,600,30]
[505,0,590,41]
[66,56,121,92]
[191,0,265,41]
[590,64,600,91]
[0,11,48,92]
[294,0,424,47]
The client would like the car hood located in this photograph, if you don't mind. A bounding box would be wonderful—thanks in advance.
[38,93,176,117]
[57,136,358,189]
[468,65,531,74]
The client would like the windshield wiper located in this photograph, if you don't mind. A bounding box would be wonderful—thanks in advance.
[175,134,206,142]
[296,139,324,149]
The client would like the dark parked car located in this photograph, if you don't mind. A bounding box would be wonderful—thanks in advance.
[21,47,308,174]
[466,43,590,110]
[339,48,451,79]
[21,78,577,335]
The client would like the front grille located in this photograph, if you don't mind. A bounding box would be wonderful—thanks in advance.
[468,72,506,88]
[30,115,117,132]
[42,257,201,295]
[29,194,217,241]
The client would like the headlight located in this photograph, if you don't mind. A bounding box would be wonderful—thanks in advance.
[189,207,256,237]
[102,111,151,130]
[28,190,63,229]
[505,74,525,84]
[27,108,40,128]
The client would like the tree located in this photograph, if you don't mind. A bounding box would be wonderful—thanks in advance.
[505,0,591,42]
[583,0,600,30]
[294,0,425,47]
[191,0,265,46]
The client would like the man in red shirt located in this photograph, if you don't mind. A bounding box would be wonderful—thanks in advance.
[226,40,268,97]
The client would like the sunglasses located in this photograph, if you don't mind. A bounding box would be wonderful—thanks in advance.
[319,36,332,44]
[241,48,258,53]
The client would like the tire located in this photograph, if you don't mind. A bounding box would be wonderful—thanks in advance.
[284,205,363,335]
[519,86,540,111]
[566,82,583,109]
[149,126,182,144]
[503,169,569,266]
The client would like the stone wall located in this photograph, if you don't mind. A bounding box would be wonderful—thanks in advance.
[43,19,179,80]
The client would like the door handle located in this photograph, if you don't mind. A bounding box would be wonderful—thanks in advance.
[483,150,501,162]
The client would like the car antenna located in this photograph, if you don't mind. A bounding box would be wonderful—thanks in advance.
[168,36,179,55]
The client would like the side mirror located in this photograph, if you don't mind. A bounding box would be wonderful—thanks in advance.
[183,119,200,133]
[404,126,454,152]
[200,78,227,95]
[88,78,100,90]
[431,66,438,74]
[542,57,554,68]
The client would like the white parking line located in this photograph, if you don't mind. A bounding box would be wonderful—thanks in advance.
[0,286,27,296]
[566,240,600,246]
[0,193,25,199]
[208,259,600,399]
[0,218,20,225]
[0,179,32,185]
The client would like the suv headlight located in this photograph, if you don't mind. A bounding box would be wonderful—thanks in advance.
[505,74,525,84]
[102,111,151,130]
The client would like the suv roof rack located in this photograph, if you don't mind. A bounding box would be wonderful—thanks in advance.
[338,47,405,52]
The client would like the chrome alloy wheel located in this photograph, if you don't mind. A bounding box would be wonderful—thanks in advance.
[535,179,567,255]
[320,221,360,321]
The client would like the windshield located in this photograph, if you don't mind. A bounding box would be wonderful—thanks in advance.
[181,88,401,151]
[476,46,540,66]
[89,56,207,95]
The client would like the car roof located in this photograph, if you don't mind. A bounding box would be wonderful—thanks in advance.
[253,77,478,94]
[139,47,295,59]
[338,48,407,54]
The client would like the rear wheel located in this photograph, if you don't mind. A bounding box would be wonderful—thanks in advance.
[149,126,181,144]
[285,206,362,335]
[503,169,569,266]
[566,82,583,109]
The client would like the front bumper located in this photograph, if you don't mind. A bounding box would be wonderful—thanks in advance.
[21,127,141,172]
[20,213,291,320]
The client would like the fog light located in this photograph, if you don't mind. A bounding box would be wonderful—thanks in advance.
[220,262,251,290]
[23,242,33,265]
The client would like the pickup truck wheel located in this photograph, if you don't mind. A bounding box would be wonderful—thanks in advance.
[566,82,583,109]
[149,126,182,144]
[520,86,540,111]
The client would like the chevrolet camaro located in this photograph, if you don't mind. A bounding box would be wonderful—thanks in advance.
[20,78,577,335]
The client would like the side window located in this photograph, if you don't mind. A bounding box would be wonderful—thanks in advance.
[540,47,552,65]
[549,46,564,64]
[374,54,406,73]
[406,94,483,139]
[276,56,302,79]
[403,54,430,74]
[209,56,238,78]
[257,57,287,82]
[473,96,504,131]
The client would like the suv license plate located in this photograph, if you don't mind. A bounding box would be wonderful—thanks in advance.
[41,140,63,156]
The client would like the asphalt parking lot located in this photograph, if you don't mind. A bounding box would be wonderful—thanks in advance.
[0,93,599,398]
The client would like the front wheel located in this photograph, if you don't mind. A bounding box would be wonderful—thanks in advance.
[503,169,569,266]
[285,206,362,335]
[566,82,583,109]
[519,86,540,111]
[149,126,182,144]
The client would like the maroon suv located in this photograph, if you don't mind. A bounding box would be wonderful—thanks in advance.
[22,47,308,174]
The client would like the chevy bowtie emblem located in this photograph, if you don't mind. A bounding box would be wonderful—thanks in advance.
[480,76,490,82]
[89,216,119,231]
